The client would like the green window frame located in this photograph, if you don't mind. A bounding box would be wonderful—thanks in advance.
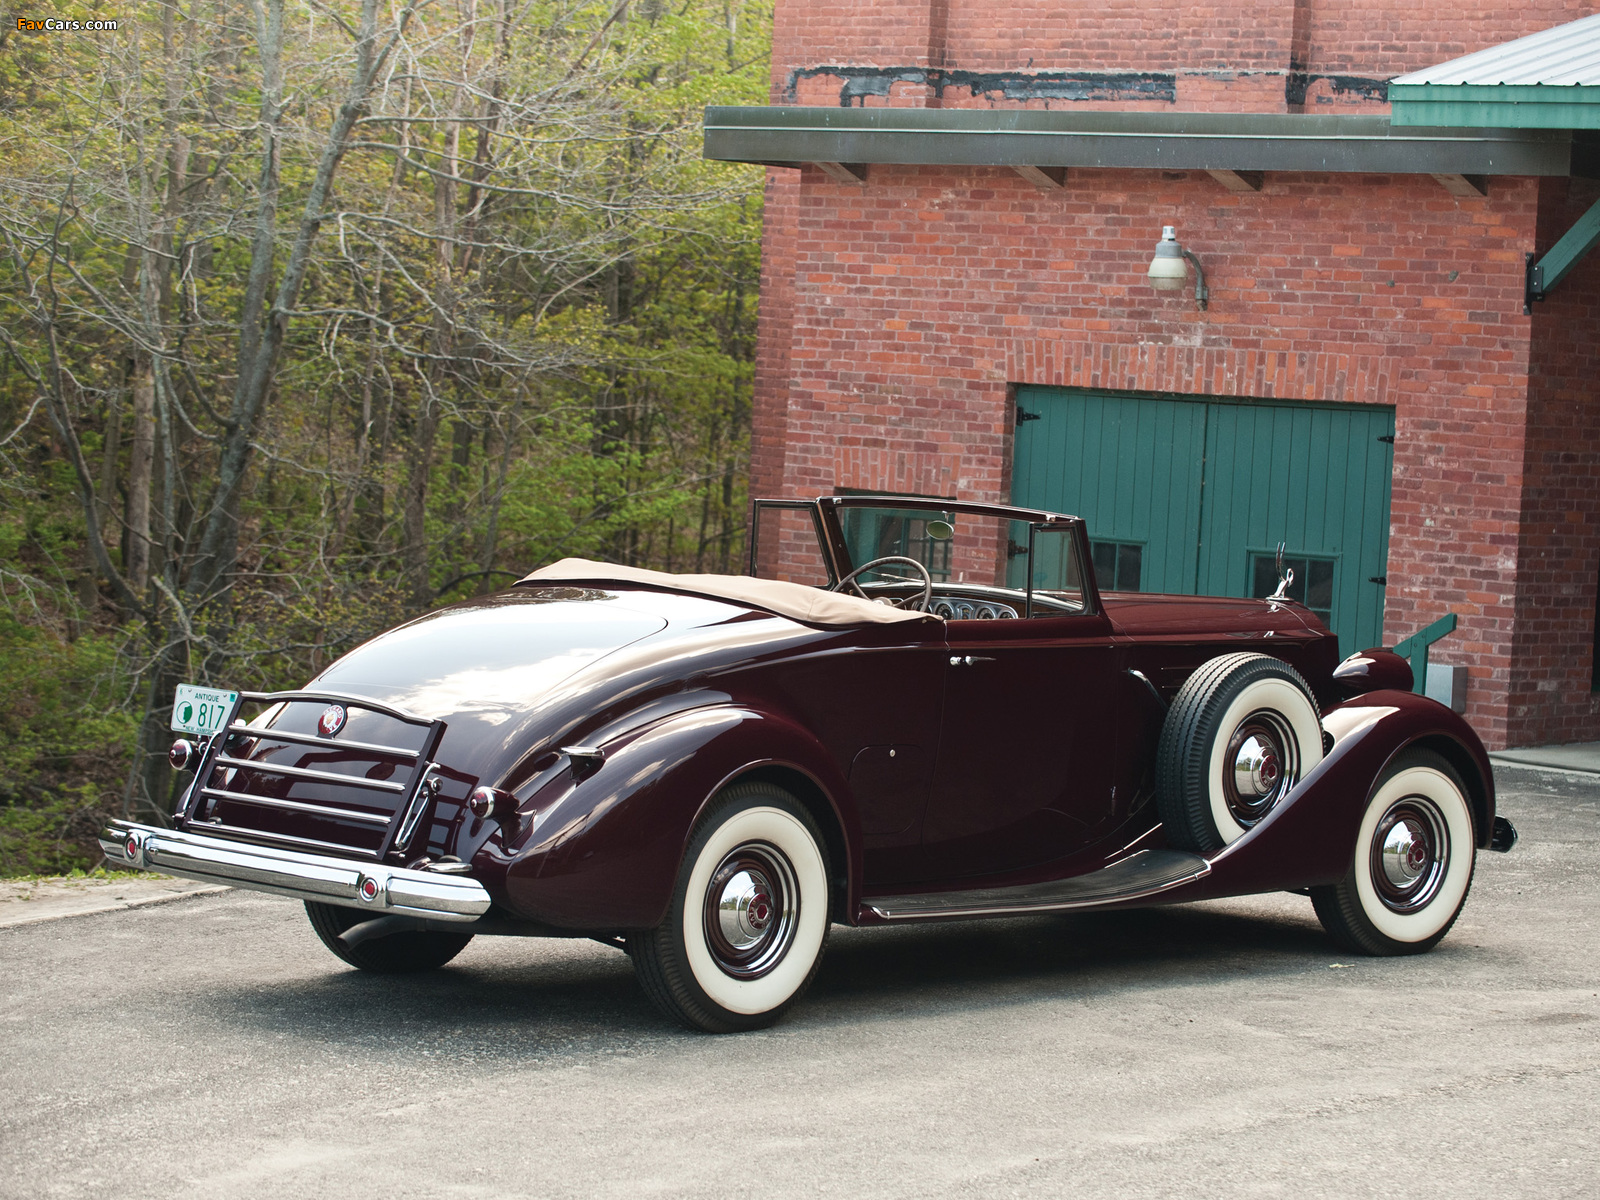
[1090,539,1144,592]
[1250,550,1336,629]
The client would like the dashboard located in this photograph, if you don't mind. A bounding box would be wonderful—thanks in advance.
[929,597,1019,620]
[859,582,1079,619]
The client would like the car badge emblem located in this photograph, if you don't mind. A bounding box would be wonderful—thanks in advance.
[317,704,346,737]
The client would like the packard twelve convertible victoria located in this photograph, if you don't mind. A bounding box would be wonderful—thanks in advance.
[102,496,1516,1032]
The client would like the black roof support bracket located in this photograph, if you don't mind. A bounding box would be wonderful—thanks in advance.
[1525,192,1600,310]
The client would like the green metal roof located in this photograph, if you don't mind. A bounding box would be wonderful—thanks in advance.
[703,106,1577,176]
[1390,14,1600,129]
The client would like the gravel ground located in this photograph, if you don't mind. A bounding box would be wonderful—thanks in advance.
[0,762,1594,1199]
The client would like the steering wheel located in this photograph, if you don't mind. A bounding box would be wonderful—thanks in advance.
[829,555,933,612]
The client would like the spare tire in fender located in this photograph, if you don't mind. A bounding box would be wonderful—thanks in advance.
[1156,652,1324,854]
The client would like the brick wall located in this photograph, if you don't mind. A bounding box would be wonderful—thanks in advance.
[772,0,1599,114]
[1295,0,1600,77]
[772,163,1545,745]
[751,168,800,502]
[754,0,1600,746]
[1509,176,1600,745]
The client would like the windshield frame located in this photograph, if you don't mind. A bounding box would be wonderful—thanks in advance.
[748,495,1102,618]
[747,499,841,586]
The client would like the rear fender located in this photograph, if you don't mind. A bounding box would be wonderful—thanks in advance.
[502,706,858,931]
[1162,689,1495,902]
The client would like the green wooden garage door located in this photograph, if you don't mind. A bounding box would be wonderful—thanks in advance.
[1012,387,1394,656]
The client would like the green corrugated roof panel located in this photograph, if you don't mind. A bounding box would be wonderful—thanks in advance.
[1391,14,1600,128]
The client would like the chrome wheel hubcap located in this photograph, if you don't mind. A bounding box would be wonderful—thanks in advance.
[717,869,775,949]
[703,842,799,979]
[1232,734,1282,798]
[1222,713,1298,827]
[1371,797,1449,912]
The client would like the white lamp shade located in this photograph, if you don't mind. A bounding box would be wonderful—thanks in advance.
[1147,255,1188,291]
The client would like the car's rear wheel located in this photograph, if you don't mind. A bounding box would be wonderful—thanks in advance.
[630,781,831,1033]
[304,901,474,973]
[1310,748,1476,955]
[1156,652,1324,854]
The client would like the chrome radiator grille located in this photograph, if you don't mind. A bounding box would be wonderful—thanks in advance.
[175,691,445,861]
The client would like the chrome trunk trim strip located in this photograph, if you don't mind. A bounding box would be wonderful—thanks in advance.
[226,724,422,761]
[241,689,433,724]
[178,819,384,857]
[198,787,393,826]
[211,755,408,793]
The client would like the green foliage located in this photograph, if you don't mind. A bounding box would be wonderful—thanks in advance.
[0,0,772,874]
[0,618,136,874]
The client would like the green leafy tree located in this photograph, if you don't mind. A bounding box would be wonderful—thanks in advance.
[0,0,768,871]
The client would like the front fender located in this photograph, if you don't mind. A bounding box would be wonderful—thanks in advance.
[499,705,858,931]
[1161,689,1495,903]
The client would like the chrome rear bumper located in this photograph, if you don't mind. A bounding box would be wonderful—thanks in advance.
[100,821,491,922]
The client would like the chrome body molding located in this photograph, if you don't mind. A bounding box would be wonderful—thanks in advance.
[99,821,490,922]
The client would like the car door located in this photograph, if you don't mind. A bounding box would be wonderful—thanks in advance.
[917,610,1125,880]
[917,521,1132,880]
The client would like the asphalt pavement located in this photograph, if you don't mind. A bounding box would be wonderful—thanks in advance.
[1,762,1596,1199]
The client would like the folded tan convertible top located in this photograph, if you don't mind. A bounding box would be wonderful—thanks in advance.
[519,558,935,626]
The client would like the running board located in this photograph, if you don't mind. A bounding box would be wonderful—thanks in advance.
[863,849,1210,921]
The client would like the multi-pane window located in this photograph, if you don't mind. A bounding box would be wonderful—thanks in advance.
[840,510,954,582]
[1251,552,1335,628]
[1090,540,1143,592]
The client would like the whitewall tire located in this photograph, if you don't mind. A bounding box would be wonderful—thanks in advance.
[1157,653,1325,853]
[1311,748,1477,955]
[631,782,831,1032]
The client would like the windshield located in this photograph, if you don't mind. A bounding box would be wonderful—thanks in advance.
[752,498,1090,616]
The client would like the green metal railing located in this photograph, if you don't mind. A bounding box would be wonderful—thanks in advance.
[1392,613,1458,693]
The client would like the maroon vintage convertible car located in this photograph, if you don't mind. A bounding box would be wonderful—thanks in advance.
[103,496,1515,1031]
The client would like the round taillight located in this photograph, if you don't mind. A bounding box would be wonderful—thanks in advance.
[124,836,140,860]
[168,739,194,771]
[358,874,381,902]
[468,787,506,819]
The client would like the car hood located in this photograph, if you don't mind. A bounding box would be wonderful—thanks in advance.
[1100,591,1327,638]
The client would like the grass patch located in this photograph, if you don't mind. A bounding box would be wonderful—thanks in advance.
[2,865,168,884]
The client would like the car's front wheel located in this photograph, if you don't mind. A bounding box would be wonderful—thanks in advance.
[1310,748,1476,955]
[630,782,831,1033]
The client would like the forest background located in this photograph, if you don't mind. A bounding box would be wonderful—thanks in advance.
[0,0,771,875]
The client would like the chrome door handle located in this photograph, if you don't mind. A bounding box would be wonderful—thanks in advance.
[948,655,996,666]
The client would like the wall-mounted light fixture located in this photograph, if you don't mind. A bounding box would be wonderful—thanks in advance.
[1147,225,1208,311]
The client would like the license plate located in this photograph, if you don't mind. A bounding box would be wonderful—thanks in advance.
[171,684,239,737]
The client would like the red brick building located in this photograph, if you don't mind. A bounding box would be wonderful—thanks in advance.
[707,3,1600,750]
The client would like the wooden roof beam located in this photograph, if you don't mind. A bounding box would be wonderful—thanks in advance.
[811,161,868,184]
[1207,168,1264,193]
[1432,173,1489,197]
[1013,165,1068,189]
